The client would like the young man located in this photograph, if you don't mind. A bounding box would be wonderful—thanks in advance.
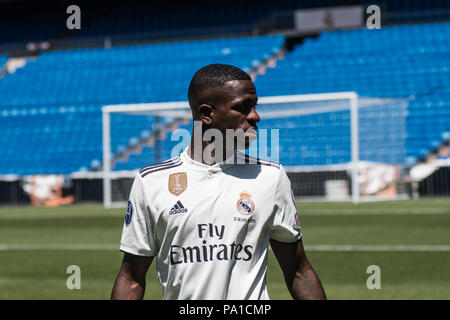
[111,64,326,300]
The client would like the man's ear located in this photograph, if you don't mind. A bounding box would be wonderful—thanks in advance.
[198,104,214,126]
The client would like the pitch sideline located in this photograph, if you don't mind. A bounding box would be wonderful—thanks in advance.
[1,243,450,251]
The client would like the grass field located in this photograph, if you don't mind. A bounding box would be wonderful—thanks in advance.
[0,199,449,300]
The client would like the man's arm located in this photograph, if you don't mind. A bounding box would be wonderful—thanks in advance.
[111,252,153,300]
[270,238,326,300]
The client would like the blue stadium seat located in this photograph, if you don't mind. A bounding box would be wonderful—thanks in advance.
[0,35,285,174]
[253,22,450,165]
[1,22,449,172]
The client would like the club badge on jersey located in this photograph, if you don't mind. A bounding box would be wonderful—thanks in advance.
[236,191,255,215]
[125,200,133,226]
[168,172,187,196]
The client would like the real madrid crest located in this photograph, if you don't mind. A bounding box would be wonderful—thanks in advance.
[168,172,187,196]
[236,191,255,215]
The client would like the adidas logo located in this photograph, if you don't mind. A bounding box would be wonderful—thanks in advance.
[169,200,188,215]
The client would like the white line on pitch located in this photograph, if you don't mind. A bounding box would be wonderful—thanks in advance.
[305,245,450,252]
[0,214,124,220]
[299,208,449,215]
[0,244,450,252]
[0,244,118,250]
[0,208,446,221]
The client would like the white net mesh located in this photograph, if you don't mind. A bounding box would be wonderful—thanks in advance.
[102,93,410,206]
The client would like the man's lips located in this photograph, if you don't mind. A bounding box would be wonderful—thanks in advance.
[244,127,258,140]
[244,126,258,132]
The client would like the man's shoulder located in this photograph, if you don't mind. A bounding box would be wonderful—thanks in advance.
[138,155,183,179]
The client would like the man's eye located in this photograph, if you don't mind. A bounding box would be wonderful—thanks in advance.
[243,105,253,114]
[234,101,256,113]
[234,104,245,112]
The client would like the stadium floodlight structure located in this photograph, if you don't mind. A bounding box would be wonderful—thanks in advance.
[102,92,408,208]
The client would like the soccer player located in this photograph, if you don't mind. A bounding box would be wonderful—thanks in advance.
[111,64,326,300]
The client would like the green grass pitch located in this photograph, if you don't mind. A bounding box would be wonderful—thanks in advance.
[0,199,449,299]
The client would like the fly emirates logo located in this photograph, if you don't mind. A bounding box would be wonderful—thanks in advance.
[170,223,254,265]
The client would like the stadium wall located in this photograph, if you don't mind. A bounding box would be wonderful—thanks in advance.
[418,167,450,197]
[0,180,28,205]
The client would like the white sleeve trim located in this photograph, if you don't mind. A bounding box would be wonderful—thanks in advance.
[119,243,156,257]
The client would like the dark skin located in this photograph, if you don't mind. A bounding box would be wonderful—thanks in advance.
[111,80,326,300]
[189,80,260,162]
[270,239,326,300]
[111,252,152,299]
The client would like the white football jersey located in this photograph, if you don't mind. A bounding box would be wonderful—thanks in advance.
[119,148,302,300]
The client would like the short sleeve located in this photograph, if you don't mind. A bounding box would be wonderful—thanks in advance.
[269,166,302,243]
[119,174,158,256]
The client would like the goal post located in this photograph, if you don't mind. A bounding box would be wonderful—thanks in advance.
[102,101,189,208]
[101,91,409,208]
[255,92,360,205]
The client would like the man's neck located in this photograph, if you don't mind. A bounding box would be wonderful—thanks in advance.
[188,141,236,166]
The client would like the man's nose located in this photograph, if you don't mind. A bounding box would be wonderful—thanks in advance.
[247,107,260,123]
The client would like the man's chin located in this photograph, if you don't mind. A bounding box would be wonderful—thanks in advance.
[222,132,258,151]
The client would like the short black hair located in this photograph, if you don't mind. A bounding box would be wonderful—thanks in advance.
[188,64,251,111]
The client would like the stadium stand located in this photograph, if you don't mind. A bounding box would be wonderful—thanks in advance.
[0,1,449,203]
[0,35,285,175]
[406,88,450,161]
[2,0,449,55]
[255,23,450,98]
[0,5,66,44]
[0,55,7,75]
[51,0,450,42]
[118,22,450,168]
[254,22,450,165]
[0,54,7,65]
[1,19,450,175]
[1,21,449,173]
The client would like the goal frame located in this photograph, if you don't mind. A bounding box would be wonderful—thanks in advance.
[102,92,359,207]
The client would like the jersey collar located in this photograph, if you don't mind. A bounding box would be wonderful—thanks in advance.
[181,147,237,172]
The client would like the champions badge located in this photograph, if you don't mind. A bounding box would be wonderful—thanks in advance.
[236,191,255,215]
[169,172,187,196]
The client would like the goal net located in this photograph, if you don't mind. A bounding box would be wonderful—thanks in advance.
[101,92,410,207]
